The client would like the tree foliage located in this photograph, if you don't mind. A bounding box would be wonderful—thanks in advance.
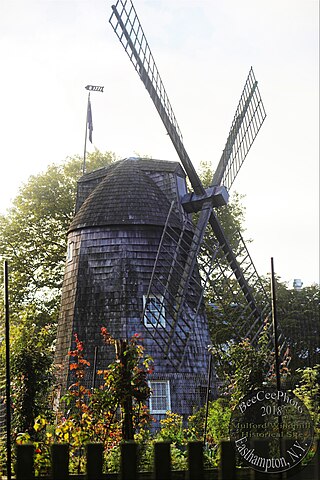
[8,306,55,435]
[16,328,153,475]
[207,272,319,380]
[0,151,117,314]
[294,364,320,433]
[93,328,153,440]
[0,151,117,442]
[209,325,275,405]
[275,282,320,370]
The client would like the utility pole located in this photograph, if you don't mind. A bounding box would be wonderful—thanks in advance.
[270,257,281,392]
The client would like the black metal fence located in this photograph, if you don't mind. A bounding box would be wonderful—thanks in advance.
[14,440,319,480]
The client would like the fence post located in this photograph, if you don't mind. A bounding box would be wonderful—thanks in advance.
[16,444,34,480]
[187,441,204,480]
[86,443,103,480]
[120,441,138,480]
[154,442,171,480]
[51,444,69,480]
[219,441,236,480]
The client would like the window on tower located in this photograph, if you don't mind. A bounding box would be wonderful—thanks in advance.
[148,380,171,414]
[176,174,187,198]
[143,295,166,328]
[67,241,74,263]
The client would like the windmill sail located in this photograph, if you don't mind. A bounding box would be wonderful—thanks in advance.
[212,68,266,189]
[141,201,220,367]
[109,0,288,364]
[110,0,203,194]
[143,201,288,362]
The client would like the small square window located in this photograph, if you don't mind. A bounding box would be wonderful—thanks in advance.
[148,380,171,414]
[143,295,165,328]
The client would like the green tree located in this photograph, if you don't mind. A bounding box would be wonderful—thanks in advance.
[294,364,320,433]
[0,151,117,436]
[188,397,231,445]
[0,151,117,314]
[209,326,274,405]
[275,282,320,371]
[206,267,319,378]
[8,306,55,436]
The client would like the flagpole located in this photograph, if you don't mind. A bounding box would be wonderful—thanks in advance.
[83,91,90,175]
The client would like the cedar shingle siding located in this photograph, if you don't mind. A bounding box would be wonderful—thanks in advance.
[55,158,213,425]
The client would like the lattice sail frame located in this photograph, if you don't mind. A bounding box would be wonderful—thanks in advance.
[110,1,266,194]
[110,0,183,143]
[141,203,287,368]
[205,230,286,352]
[109,0,288,363]
[140,202,219,368]
[110,0,202,193]
[212,68,266,190]
[110,0,183,137]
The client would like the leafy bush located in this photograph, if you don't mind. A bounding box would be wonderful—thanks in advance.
[10,308,55,437]
[294,364,320,433]
[16,327,153,474]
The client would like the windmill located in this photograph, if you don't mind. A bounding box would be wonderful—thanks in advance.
[54,0,287,425]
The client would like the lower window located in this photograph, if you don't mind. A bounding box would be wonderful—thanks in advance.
[148,380,171,414]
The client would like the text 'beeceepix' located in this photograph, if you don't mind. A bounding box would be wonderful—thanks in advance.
[239,390,303,414]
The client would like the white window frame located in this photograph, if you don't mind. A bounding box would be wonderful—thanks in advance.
[67,241,74,263]
[148,380,171,414]
[143,295,166,328]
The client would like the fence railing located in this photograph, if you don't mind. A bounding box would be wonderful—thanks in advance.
[14,439,319,480]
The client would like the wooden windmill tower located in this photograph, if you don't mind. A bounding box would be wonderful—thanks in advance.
[54,0,287,423]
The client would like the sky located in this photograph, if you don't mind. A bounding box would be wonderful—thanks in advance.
[0,0,319,287]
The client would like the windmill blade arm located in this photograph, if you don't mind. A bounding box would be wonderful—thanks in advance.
[209,210,261,318]
[109,0,204,195]
[211,68,266,190]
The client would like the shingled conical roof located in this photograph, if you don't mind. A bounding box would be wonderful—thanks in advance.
[69,158,181,232]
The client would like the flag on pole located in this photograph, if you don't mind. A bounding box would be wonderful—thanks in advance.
[87,95,93,143]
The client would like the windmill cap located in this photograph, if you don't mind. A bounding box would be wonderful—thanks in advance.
[69,158,184,232]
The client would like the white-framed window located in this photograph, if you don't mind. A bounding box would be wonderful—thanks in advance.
[143,295,166,328]
[148,380,171,414]
[67,241,74,262]
[176,174,187,198]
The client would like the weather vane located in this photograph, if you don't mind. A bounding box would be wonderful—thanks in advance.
[85,85,104,92]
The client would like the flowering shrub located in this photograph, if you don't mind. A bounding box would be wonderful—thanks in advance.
[16,328,154,474]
